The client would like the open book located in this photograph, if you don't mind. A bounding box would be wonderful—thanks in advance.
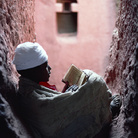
[62,64,88,87]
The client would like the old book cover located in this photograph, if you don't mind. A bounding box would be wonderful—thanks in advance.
[62,64,87,86]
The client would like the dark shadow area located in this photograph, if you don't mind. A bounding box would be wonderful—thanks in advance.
[93,123,111,138]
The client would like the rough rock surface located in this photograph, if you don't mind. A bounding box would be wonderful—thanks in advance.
[0,93,32,138]
[0,0,35,137]
[104,0,138,137]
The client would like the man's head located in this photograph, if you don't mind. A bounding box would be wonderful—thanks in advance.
[13,42,51,83]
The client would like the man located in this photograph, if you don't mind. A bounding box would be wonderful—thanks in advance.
[13,42,120,138]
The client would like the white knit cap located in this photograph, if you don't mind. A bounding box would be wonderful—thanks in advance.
[13,42,48,70]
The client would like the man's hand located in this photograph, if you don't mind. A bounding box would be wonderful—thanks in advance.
[65,85,79,92]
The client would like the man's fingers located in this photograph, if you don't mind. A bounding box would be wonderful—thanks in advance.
[65,85,78,92]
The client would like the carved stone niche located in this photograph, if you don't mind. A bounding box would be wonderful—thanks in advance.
[57,0,77,3]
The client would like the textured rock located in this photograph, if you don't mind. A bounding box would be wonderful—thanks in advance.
[0,0,35,137]
[104,0,138,137]
[0,93,32,138]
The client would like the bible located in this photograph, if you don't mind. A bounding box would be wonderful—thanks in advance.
[62,64,88,87]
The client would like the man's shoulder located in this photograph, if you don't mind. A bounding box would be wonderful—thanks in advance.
[83,69,105,86]
[83,69,103,79]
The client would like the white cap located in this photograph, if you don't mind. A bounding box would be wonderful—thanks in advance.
[13,42,48,70]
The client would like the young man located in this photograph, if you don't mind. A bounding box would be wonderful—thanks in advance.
[13,42,120,138]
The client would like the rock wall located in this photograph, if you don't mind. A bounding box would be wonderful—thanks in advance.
[0,0,35,137]
[104,0,138,137]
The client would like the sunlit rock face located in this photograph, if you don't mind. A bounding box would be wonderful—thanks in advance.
[0,0,35,137]
[104,0,138,137]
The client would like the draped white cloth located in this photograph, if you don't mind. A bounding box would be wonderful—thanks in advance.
[18,70,112,138]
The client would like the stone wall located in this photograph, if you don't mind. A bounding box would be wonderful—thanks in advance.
[104,0,138,137]
[0,0,35,137]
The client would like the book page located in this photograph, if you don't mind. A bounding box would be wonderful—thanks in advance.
[63,64,82,86]
[77,72,86,86]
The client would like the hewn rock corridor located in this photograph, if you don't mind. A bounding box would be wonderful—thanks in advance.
[0,0,137,137]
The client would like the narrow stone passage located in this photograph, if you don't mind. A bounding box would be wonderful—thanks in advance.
[35,0,116,91]
[0,0,137,138]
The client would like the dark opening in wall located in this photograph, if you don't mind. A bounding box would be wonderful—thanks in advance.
[56,12,77,35]
[56,0,78,36]
[57,0,77,3]
[64,3,71,11]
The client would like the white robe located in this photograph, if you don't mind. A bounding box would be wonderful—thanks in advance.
[17,70,112,138]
